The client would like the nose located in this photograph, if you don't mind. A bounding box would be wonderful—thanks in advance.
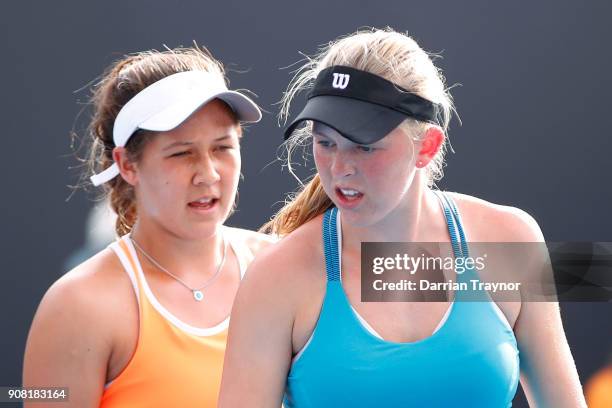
[330,149,357,178]
[192,153,221,186]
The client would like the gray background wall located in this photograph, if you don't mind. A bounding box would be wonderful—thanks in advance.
[1,1,610,406]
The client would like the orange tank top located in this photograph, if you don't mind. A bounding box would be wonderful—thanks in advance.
[99,229,252,408]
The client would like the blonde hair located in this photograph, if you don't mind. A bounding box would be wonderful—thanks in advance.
[84,46,228,236]
[262,27,457,235]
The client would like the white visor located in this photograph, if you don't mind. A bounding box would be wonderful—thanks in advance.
[90,70,261,186]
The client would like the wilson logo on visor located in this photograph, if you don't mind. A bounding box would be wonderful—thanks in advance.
[332,73,350,89]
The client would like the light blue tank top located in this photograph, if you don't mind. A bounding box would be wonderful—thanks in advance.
[284,191,520,407]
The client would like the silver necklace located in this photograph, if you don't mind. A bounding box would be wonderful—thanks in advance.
[130,233,227,302]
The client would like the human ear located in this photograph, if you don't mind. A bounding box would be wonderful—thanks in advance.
[416,127,444,168]
[113,147,139,186]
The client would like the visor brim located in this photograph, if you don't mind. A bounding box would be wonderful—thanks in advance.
[284,95,408,144]
[140,90,261,132]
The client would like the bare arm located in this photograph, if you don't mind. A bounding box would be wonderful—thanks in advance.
[506,209,587,407]
[516,301,586,407]
[218,248,296,407]
[23,270,114,408]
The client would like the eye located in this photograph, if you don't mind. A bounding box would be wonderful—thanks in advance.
[214,145,235,152]
[316,140,335,148]
[357,145,376,153]
[169,151,190,157]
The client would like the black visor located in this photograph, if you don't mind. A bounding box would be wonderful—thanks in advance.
[284,66,441,144]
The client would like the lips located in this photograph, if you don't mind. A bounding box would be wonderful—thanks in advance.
[335,186,364,208]
[187,197,219,210]
[337,187,362,198]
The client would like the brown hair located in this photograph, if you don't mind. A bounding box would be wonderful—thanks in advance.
[261,28,457,236]
[84,46,227,236]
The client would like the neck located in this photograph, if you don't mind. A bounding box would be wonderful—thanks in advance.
[340,177,447,251]
[129,218,225,282]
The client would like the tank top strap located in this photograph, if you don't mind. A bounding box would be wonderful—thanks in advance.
[432,190,470,259]
[222,227,253,280]
[434,191,489,301]
[442,193,470,257]
[322,207,341,282]
[108,236,143,304]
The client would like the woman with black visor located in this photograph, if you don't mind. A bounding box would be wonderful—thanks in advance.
[219,28,586,407]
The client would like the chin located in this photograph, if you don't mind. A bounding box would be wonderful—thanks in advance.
[175,214,225,238]
[345,203,402,229]
[183,224,223,240]
[337,207,377,227]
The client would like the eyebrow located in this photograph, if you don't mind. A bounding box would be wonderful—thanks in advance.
[313,126,378,147]
[312,126,335,139]
[313,123,352,142]
[162,135,237,151]
[162,141,194,151]
[214,135,234,142]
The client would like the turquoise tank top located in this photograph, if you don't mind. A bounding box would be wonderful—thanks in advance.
[284,191,520,407]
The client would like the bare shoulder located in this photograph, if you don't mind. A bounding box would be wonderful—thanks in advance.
[250,215,324,274]
[444,192,547,326]
[446,191,545,242]
[24,246,137,390]
[30,247,135,348]
[224,226,279,256]
[236,215,326,302]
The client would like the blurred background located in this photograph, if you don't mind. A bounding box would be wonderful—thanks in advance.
[1,0,610,406]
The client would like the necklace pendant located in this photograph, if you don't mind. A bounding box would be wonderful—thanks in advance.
[193,290,204,302]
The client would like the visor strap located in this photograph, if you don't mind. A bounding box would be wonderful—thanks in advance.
[90,163,120,186]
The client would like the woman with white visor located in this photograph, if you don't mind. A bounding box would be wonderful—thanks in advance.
[219,28,586,407]
[24,46,275,407]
